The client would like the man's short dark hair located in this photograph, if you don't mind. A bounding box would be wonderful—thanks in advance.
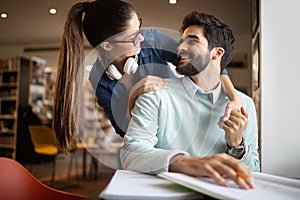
[180,11,235,69]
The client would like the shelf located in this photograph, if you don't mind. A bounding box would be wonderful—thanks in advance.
[0,130,16,134]
[0,57,20,159]
[0,97,17,101]
[0,115,16,120]
[0,69,18,73]
[0,145,15,149]
[0,83,18,87]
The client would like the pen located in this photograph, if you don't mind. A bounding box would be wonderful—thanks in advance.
[236,171,247,181]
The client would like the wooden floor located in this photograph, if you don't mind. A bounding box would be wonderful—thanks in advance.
[22,149,116,199]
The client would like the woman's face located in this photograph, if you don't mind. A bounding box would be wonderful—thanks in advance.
[108,12,144,67]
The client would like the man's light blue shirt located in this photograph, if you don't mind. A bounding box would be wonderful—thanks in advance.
[121,76,260,174]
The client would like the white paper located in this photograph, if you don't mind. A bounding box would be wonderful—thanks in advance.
[99,170,203,200]
[158,172,300,200]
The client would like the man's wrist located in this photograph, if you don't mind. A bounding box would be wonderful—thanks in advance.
[169,154,186,172]
[227,136,243,147]
[227,138,245,159]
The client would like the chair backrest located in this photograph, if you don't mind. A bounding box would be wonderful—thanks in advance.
[0,157,86,200]
[28,125,60,155]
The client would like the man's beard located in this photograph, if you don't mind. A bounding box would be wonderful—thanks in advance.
[176,53,210,76]
[175,62,199,76]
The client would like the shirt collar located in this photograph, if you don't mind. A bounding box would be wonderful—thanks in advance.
[182,76,222,104]
[139,47,152,57]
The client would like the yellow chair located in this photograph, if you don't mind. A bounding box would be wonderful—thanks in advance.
[28,125,60,186]
[0,157,86,200]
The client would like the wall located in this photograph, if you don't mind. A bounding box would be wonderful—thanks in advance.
[261,0,300,178]
[0,45,23,59]
[0,45,60,68]
[227,34,252,94]
[0,0,252,92]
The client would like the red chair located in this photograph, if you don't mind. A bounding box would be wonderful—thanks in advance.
[0,157,86,200]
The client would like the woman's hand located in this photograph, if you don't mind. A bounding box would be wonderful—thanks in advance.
[218,94,243,128]
[127,75,167,118]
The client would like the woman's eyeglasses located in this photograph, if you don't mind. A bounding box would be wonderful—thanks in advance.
[108,18,142,46]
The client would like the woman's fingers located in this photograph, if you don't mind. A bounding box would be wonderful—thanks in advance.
[127,76,167,117]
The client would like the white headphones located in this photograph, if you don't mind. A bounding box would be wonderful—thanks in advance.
[106,55,138,80]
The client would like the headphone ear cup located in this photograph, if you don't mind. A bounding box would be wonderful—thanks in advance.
[106,64,122,80]
[123,55,138,74]
[106,55,138,80]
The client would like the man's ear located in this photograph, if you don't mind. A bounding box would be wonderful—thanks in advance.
[100,42,113,51]
[212,47,224,60]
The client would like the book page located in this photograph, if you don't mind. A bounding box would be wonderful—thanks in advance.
[99,170,204,200]
[158,172,300,200]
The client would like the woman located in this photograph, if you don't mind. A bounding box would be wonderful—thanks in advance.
[53,0,241,151]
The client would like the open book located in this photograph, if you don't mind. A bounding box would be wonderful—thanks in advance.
[158,171,300,200]
[99,170,203,199]
[100,170,300,200]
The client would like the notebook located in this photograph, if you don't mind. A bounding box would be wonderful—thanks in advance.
[158,171,300,200]
[100,170,300,200]
[99,170,203,200]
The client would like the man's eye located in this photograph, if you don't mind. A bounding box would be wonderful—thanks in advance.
[178,38,198,45]
[187,38,198,45]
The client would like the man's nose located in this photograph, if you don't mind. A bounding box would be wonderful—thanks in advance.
[177,41,188,52]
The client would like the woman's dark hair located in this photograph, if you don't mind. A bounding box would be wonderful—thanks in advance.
[180,11,235,69]
[83,0,135,47]
[53,0,135,152]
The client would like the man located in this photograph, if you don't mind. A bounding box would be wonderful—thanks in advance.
[120,12,259,189]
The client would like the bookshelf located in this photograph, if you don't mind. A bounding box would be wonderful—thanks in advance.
[0,56,34,160]
[0,58,20,159]
[43,67,56,123]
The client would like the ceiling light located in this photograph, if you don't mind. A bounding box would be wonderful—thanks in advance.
[169,0,177,4]
[1,13,8,19]
[49,8,57,15]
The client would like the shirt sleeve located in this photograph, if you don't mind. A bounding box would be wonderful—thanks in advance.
[120,91,187,174]
[238,93,260,172]
[221,68,229,75]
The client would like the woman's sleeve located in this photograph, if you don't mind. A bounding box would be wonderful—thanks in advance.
[150,28,179,66]
[221,68,228,75]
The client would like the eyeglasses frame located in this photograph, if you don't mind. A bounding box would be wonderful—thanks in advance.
[108,18,142,46]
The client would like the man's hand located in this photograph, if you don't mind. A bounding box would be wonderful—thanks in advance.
[127,76,167,118]
[169,154,255,189]
[223,107,248,147]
